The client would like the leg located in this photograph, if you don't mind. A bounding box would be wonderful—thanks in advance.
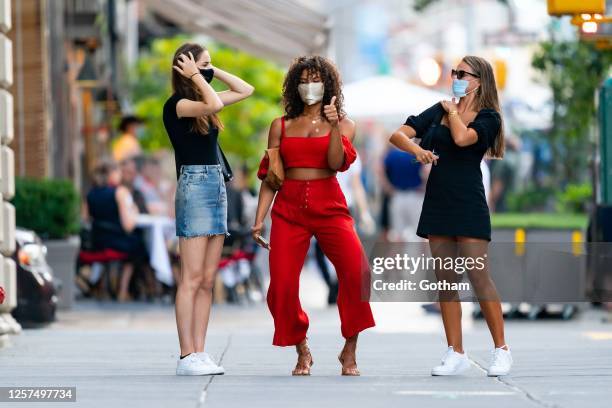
[144,265,160,299]
[388,192,403,242]
[268,212,313,375]
[267,213,312,346]
[314,241,338,304]
[193,234,225,353]
[315,214,375,375]
[458,236,506,349]
[429,235,464,353]
[404,191,424,242]
[117,262,133,303]
[315,241,332,287]
[175,236,209,357]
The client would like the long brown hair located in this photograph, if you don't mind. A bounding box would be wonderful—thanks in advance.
[171,43,224,134]
[462,55,504,158]
[282,56,345,121]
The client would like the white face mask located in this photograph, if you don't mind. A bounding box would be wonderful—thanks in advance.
[298,82,324,105]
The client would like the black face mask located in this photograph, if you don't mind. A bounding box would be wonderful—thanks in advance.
[199,68,214,83]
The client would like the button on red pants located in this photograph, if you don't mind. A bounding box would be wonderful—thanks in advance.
[268,176,375,346]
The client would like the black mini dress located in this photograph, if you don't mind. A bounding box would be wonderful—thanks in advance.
[404,102,501,241]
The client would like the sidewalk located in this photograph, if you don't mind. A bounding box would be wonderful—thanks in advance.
[1,298,611,408]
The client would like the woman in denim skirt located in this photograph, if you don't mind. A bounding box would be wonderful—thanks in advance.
[163,43,253,376]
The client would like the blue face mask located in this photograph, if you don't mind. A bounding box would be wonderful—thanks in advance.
[452,79,480,99]
[452,79,470,98]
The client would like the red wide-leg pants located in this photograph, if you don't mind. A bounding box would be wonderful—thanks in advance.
[267,176,375,346]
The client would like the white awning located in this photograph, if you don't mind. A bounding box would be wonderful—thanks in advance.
[146,0,330,64]
[343,76,449,120]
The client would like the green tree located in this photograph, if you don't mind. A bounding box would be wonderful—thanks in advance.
[532,40,612,185]
[127,36,285,169]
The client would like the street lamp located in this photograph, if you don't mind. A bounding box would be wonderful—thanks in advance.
[418,58,441,87]
[582,21,599,33]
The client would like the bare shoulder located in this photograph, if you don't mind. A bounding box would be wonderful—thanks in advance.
[175,97,191,118]
[267,117,283,148]
[115,185,129,198]
[340,116,356,140]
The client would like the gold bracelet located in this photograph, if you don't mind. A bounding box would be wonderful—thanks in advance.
[448,110,459,116]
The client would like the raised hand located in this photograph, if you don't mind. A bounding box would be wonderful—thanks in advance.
[440,98,459,113]
[173,51,200,79]
[324,95,339,126]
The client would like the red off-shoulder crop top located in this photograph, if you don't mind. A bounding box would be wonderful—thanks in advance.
[257,116,356,180]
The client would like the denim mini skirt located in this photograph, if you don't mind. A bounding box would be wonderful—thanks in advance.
[175,164,229,238]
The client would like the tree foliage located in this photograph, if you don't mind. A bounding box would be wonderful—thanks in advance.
[12,177,80,239]
[532,40,612,185]
[127,36,285,167]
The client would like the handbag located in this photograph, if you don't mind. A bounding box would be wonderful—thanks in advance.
[264,147,285,190]
[216,142,234,182]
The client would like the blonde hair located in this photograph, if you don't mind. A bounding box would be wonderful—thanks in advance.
[462,56,505,158]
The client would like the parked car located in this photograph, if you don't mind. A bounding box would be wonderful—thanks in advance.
[11,228,58,323]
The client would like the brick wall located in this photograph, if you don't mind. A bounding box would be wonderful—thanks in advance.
[7,0,49,179]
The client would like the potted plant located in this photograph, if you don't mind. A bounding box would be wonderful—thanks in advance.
[11,177,80,309]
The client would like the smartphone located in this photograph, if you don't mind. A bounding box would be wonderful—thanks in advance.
[412,149,439,164]
[254,234,271,250]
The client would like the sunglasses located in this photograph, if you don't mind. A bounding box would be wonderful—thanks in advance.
[451,69,480,80]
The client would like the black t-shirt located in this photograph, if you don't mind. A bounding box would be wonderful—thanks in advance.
[162,93,219,179]
[404,102,501,154]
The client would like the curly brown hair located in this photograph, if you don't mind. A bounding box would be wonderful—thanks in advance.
[282,56,345,121]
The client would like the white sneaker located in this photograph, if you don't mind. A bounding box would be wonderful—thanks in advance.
[194,352,225,375]
[176,353,220,376]
[431,346,471,376]
[487,346,512,376]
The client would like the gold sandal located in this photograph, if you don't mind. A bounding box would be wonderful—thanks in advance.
[292,340,313,376]
[338,352,360,376]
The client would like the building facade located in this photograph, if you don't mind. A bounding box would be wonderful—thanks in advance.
[0,0,21,344]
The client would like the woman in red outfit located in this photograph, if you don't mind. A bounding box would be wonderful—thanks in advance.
[252,56,375,376]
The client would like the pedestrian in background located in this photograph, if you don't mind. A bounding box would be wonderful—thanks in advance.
[383,146,424,242]
[85,161,149,303]
[112,115,144,163]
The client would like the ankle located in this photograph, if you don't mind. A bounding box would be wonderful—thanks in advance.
[344,336,358,349]
[450,346,464,354]
[296,340,309,354]
[495,344,509,350]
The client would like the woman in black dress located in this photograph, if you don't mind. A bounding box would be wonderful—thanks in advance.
[389,56,512,377]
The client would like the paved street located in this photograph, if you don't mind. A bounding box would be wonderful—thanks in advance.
[1,291,611,408]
